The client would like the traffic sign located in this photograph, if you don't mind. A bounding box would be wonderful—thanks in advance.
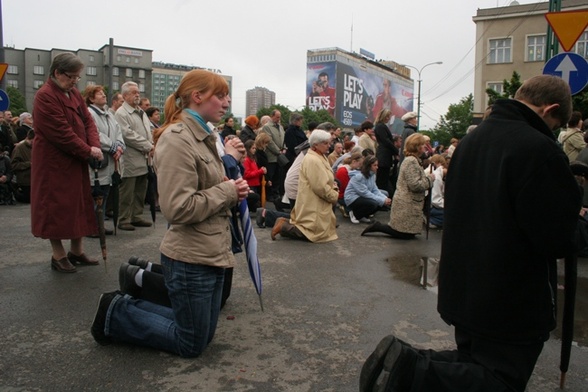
[543,52,588,95]
[545,10,588,52]
[0,64,7,81]
[0,89,10,111]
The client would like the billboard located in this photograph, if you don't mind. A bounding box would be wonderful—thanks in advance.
[306,62,337,116]
[306,60,414,133]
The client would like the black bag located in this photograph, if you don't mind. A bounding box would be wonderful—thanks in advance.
[277,153,289,167]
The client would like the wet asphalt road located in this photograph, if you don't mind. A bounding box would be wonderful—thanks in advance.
[1,203,587,391]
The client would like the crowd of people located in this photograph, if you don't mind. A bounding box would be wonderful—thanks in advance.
[3,53,585,391]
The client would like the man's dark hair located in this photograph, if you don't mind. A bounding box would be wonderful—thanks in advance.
[360,121,374,131]
[568,111,583,128]
[145,107,160,118]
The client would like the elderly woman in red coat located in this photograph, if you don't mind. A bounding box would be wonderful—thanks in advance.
[31,53,103,273]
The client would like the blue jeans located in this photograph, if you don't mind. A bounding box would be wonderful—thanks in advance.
[105,254,225,357]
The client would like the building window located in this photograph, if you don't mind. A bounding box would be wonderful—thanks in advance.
[89,55,95,62]
[33,65,45,75]
[487,82,504,95]
[139,69,145,79]
[575,31,588,59]
[126,68,133,77]
[138,83,145,93]
[134,58,139,64]
[112,67,119,76]
[488,38,511,64]
[86,81,96,87]
[7,79,18,88]
[87,66,97,76]
[33,80,44,89]
[126,57,130,63]
[113,81,119,91]
[7,65,18,74]
[526,35,545,62]
[116,55,122,62]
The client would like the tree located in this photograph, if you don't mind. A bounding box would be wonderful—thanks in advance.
[485,71,522,106]
[431,94,474,145]
[6,86,27,115]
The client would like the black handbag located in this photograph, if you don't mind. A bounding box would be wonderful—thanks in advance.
[277,153,289,167]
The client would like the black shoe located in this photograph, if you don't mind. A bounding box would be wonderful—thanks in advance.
[361,222,378,236]
[256,209,266,228]
[91,291,120,345]
[119,263,141,297]
[128,256,150,269]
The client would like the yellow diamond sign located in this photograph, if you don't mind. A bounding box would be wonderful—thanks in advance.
[545,10,588,52]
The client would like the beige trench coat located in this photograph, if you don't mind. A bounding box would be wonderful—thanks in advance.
[291,149,339,243]
[154,113,238,267]
[389,156,432,234]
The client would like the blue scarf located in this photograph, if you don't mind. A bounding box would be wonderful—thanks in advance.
[184,109,211,134]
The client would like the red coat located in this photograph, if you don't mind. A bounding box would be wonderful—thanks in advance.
[242,156,264,187]
[31,78,100,239]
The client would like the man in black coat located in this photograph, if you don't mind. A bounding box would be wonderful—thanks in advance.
[360,75,582,392]
[283,112,307,164]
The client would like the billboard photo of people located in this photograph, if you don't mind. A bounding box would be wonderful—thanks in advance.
[306,63,337,116]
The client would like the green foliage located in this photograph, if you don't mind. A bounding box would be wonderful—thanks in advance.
[572,87,588,119]
[256,104,338,130]
[6,86,27,115]
[430,94,474,144]
[485,71,522,106]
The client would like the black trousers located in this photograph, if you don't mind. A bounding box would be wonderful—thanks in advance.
[410,328,544,392]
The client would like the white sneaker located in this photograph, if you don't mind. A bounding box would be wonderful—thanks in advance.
[359,217,373,224]
[349,211,360,224]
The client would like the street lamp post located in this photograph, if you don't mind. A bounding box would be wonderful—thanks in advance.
[401,61,443,130]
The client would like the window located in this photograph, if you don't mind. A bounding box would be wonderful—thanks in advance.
[139,69,145,79]
[33,65,45,75]
[87,66,97,76]
[138,83,145,93]
[86,81,96,87]
[89,55,95,62]
[575,31,588,59]
[7,79,18,88]
[7,65,18,74]
[116,55,122,62]
[134,58,139,64]
[112,81,119,91]
[126,57,130,63]
[112,67,119,76]
[526,35,545,62]
[126,68,133,77]
[33,80,44,89]
[487,82,504,95]
[488,38,511,64]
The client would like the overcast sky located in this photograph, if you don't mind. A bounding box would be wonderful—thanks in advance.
[3,0,538,129]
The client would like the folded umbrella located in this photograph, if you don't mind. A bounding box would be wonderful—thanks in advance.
[90,159,107,272]
[111,160,122,235]
[238,199,263,311]
[146,163,157,224]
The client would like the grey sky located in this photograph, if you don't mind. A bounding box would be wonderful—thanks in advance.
[3,0,534,129]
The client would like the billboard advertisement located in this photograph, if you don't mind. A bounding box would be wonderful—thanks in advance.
[306,60,414,133]
[336,62,414,134]
[306,62,337,117]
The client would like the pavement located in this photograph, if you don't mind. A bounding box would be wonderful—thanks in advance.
[1,203,587,392]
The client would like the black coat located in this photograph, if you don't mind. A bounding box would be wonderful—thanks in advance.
[374,122,397,169]
[284,124,308,162]
[239,125,257,144]
[437,99,581,343]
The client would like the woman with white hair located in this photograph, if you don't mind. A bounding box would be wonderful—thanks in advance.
[271,129,339,242]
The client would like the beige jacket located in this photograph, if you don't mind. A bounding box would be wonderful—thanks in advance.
[115,102,153,177]
[562,128,586,162]
[154,113,238,267]
[290,149,339,243]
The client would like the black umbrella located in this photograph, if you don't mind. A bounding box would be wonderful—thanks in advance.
[146,163,157,224]
[424,164,434,240]
[559,252,577,389]
[90,159,108,272]
[111,160,122,235]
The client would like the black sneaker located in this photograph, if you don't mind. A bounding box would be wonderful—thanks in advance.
[128,256,150,269]
[256,209,266,228]
[119,263,142,298]
[91,291,120,345]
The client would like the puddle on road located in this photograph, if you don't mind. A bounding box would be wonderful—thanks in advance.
[387,256,588,347]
